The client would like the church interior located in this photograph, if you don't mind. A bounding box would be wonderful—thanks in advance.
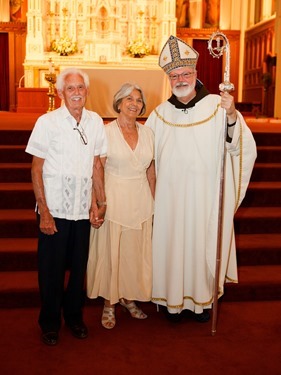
[0,1,280,374]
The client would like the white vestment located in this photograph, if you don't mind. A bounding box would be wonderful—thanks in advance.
[145,94,257,314]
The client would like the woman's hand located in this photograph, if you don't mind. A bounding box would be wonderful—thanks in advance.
[89,205,106,228]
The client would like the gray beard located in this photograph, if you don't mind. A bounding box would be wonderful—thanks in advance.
[172,84,195,99]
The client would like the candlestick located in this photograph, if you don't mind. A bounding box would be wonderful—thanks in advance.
[45,72,57,112]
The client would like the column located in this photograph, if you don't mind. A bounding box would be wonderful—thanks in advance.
[25,0,44,60]
[189,0,202,29]
[158,0,176,50]
[274,0,281,118]
[0,0,10,21]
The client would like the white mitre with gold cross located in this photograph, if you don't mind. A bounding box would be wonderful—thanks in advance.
[159,35,199,74]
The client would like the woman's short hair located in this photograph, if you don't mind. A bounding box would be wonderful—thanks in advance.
[113,83,146,116]
[56,68,90,91]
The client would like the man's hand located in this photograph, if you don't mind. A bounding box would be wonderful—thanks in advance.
[39,210,58,235]
[220,91,237,124]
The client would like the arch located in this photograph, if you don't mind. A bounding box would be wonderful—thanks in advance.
[97,6,109,33]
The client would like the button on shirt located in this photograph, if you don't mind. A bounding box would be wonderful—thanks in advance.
[25,106,107,220]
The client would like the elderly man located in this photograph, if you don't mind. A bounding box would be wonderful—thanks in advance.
[145,35,257,323]
[26,68,107,345]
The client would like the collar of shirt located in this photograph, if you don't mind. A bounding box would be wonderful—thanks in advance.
[168,79,210,110]
[60,105,89,127]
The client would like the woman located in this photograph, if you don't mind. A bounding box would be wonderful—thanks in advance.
[87,83,155,329]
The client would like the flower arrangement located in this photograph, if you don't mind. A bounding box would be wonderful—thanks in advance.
[51,37,78,56]
[127,39,150,58]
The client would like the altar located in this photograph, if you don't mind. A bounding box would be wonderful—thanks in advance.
[81,66,170,117]
[18,63,171,116]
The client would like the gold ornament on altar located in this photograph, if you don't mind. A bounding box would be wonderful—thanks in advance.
[51,37,78,56]
[45,58,56,112]
[126,39,151,58]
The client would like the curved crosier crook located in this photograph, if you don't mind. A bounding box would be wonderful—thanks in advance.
[208,31,235,93]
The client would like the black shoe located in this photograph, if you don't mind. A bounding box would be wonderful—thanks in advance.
[66,322,88,339]
[194,310,210,323]
[42,331,58,346]
[163,308,183,323]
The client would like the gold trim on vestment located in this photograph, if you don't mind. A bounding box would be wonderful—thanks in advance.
[152,294,217,309]
[153,103,220,127]
[225,275,238,283]
[234,120,243,212]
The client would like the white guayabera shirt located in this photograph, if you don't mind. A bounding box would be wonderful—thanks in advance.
[25,106,107,220]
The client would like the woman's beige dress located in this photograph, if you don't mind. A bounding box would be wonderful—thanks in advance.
[87,120,154,304]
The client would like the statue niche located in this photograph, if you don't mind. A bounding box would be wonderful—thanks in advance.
[97,6,109,35]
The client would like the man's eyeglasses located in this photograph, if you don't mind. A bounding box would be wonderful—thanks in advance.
[169,72,195,81]
[74,123,88,145]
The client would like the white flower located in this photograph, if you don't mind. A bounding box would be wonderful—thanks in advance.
[127,39,150,57]
[51,37,78,55]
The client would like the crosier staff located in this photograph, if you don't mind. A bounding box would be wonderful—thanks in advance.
[207,31,234,336]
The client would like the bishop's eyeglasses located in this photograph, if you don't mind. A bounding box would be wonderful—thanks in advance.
[169,71,195,81]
